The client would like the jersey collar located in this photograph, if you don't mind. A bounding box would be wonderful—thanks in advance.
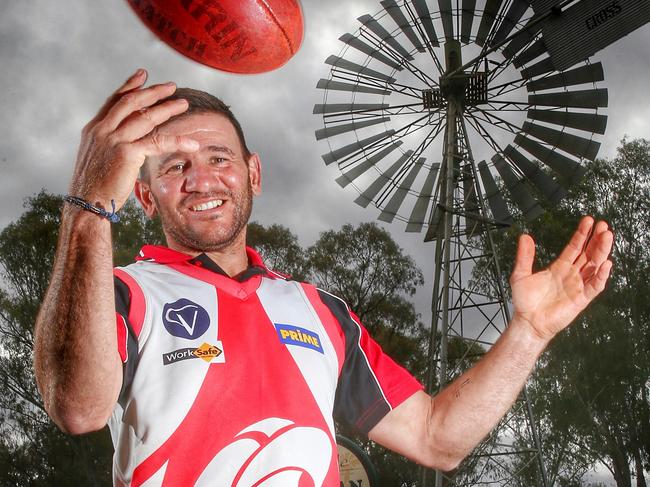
[136,244,271,282]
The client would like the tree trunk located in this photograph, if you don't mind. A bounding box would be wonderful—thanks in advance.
[634,448,647,487]
[608,434,632,487]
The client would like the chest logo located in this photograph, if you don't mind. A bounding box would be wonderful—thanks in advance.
[163,341,225,365]
[193,342,223,362]
[163,298,210,339]
[274,323,324,354]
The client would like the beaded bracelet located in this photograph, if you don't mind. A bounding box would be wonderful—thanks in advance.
[63,195,120,223]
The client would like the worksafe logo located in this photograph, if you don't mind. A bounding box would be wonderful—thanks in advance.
[193,342,222,362]
[162,298,210,339]
[163,342,224,365]
[274,324,324,354]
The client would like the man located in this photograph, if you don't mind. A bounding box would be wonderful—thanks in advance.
[34,69,613,486]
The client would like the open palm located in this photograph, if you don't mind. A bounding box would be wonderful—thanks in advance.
[510,217,614,341]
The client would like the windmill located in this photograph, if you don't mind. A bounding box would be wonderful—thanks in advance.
[313,0,648,484]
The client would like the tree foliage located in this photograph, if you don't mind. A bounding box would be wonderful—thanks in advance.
[0,191,115,485]
[246,221,307,280]
[306,222,426,371]
[477,138,650,486]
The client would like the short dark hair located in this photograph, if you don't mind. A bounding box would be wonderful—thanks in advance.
[140,88,251,182]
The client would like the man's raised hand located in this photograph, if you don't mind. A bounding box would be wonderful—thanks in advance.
[69,69,199,211]
[510,216,614,342]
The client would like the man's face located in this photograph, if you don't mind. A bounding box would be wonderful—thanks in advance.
[135,112,262,254]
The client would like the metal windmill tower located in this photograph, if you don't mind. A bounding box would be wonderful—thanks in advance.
[311,0,648,484]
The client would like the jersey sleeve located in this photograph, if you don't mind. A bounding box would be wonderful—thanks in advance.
[317,290,423,435]
[114,270,145,404]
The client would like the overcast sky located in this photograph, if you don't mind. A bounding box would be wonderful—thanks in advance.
[1,0,649,341]
[1,1,648,483]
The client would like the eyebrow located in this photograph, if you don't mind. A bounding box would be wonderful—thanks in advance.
[205,145,236,156]
[158,145,237,169]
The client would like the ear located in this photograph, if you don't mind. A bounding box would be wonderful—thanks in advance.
[134,179,157,218]
[247,152,262,196]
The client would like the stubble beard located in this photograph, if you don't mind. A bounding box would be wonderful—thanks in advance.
[156,182,253,253]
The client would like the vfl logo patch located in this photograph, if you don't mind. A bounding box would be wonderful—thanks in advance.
[274,324,324,354]
[163,298,210,339]
[163,342,225,365]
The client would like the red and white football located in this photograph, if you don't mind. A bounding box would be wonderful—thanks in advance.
[126,0,304,74]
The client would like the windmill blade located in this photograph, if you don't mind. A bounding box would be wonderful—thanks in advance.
[475,0,503,46]
[353,149,413,205]
[527,110,607,134]
[439,0,454,40]
[514,134,587,184]
[490,0,530,46]
[406,163,440,232]
[461,0,476,43]
[322,130,396,165]
[526,63,604,92]
[492,154,545,220]
[528,88,608,109]
[462,164,483,237]
[381,0,426,52]
[478,160,514,226]
[502,20,542,59]
[521,57,555,78]
[337,142,405,188]
[358,14,414,61]
[378,157,427,223]
[313,103,389,114]
[316,78,391,96]
[513,38,547,68]
[315,117,391,141]
[325,55,397,83]
[503,145,567,203]
[522,121,601,160]
[410,0,440,47]
[339,33,404,71]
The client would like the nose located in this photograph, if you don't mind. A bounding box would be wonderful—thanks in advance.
[183,160,218,193]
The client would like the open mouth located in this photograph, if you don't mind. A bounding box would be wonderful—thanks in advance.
[190,199,224,212]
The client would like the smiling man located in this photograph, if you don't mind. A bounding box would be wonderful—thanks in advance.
[135,109,261,274]
[34,69,614,487]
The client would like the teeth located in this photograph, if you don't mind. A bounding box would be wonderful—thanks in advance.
[192,200,223,211]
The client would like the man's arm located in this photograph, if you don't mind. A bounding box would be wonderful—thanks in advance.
[33,69,198,434]
[368,216,614,471]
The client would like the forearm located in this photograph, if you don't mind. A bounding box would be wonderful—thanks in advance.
[427,317,549,465]
[33,206,122,434]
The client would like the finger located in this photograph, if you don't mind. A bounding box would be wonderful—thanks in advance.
[575,223,613,272]
[584,221,613,264]
[102,82,178,133]
[557,216,594,264]
[111,98,189,143]
[580,229,613,281]
[510,234,535,283]
[134,133,200,158]
[116,68,148,95]
[94,69,148,123]
[583,259,613,301]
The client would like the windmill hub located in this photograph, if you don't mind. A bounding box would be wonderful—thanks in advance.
[440,40,467,103]
[439,74,469,104]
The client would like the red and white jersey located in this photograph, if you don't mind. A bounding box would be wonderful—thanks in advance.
[110,245,422,487]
